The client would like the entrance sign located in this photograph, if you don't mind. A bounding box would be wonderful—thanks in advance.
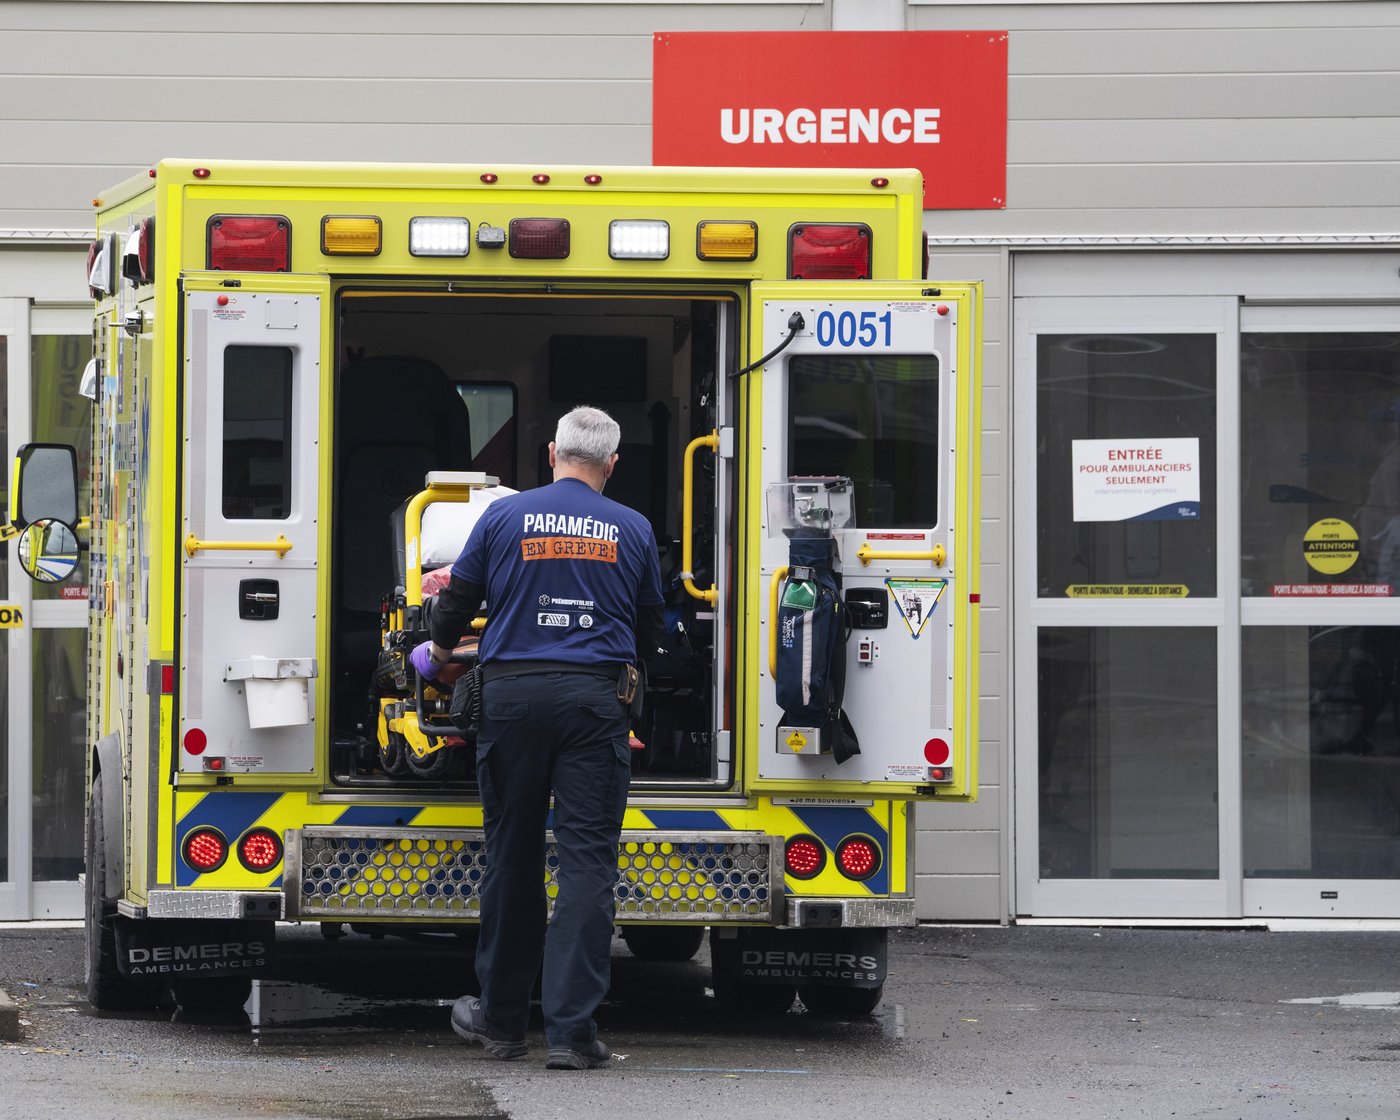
[652,31,1008,210]
[1072,437,1200,522]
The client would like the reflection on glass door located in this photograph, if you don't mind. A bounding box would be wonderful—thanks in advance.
[1015,296,1236,918]
[1240,317,1400,916]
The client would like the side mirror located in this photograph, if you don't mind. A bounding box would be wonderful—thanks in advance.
[12,443,78,529]
[17,518,80,584]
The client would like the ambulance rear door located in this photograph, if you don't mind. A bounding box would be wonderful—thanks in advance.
[747,282,980,801]
[178,278,329,776]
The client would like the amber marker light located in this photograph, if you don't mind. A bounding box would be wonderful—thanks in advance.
[696,220,757,262]
[322,215,382,255]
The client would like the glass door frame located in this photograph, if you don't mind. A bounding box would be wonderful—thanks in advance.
[0,299,89,920]
[1238,302,1400,919]
[1012,295,1243,918]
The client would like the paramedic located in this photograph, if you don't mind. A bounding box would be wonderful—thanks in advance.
[411,406,664,1071]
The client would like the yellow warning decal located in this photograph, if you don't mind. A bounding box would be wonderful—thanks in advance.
[1065,584,1189,598]
[786,731,807,752]
[1303,518,1358,575]
[0,604,24,628]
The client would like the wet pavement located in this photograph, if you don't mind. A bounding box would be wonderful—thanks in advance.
[3,922,1399,1119]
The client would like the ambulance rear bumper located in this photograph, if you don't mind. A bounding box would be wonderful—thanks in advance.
[284,826,785,923]
[785,897,917,929]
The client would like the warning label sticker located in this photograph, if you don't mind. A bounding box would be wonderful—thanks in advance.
[886,578,946,639]
[1303,518,1359,575]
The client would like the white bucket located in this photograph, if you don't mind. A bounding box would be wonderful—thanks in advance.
[225,657,318,729]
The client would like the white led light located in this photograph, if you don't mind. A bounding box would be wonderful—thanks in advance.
[609,220,669,260]
[410,217,471,257]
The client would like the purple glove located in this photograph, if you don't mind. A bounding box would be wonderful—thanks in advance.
[409,641,441,681]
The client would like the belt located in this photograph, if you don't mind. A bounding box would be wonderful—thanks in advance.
[481,659,624,684]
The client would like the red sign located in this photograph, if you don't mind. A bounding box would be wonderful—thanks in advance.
[652,31,1007,210]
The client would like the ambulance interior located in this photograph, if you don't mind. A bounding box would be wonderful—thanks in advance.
[329,292,736,791]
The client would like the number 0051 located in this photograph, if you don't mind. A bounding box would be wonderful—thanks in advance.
[815,309,892,348]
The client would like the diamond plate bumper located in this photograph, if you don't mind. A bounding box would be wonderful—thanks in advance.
[284,827,784,923]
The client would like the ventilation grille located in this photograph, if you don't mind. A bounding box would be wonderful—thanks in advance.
[286,827,780,923]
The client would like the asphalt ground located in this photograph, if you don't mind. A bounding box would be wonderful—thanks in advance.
[2,922,1398,1120]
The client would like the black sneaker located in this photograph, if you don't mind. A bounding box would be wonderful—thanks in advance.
[545,1038,612,1070]
[451,995,527,1060]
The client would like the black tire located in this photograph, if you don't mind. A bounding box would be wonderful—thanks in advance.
[621,924,705,962]
[85,781,158,1012]
[799,983,885,1017]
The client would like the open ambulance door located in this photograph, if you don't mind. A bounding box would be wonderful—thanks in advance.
[745,282,980,802]
[178,277,330,778]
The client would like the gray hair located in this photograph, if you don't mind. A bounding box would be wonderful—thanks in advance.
[554,406,620,467]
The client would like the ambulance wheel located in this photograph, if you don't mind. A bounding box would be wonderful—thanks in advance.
[379,728,411,777]
[85,781,159,1012]
[621,925,705,962]
[405,742,453,781]
[799,983,885,1017]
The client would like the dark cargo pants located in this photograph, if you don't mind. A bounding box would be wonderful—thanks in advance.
[473,670,631,1050]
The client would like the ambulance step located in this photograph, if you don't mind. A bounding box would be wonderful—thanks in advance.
[285,827,782,923]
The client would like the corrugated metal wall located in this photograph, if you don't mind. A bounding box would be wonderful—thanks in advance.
[4,0,1396,921]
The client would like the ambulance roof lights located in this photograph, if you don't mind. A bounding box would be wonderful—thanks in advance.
[181,827,228,873]
[584,174,603,186]
[609,220,669,260]
[509,218,569,259]
[788,223,872,280]
[410,217,471,257]
[696,220,757,262]
[207,215,290,272]
[834,835,881,881]
[322,215,382,256]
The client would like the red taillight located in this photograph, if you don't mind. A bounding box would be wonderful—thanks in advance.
[182,828,228,873]
[207,215,291,272]
[788,223,872,280]
[835,835,881,880]
[784,835,826,880]
[138,216,156,283]
[87,235,114,299]
[509,218,570,259]
[237,828,283,872]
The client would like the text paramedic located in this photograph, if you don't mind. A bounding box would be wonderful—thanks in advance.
[720,107,941,145]
[521,513,619,542]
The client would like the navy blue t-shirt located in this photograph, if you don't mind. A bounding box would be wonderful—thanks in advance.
[451,478,664,666]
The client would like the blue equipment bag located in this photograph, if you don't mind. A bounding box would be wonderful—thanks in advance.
[775,535,861,763]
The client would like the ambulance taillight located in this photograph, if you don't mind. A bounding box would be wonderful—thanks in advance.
[834,835,881,881]
[182,828,228,873]
[784,835,826,879]
[207,215,291,271]
[788,223,871,280]
[237,828,283,872]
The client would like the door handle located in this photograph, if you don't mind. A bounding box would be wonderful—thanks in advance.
[680,431,719,606]
[855,541,945,568]
[185,533,292,558]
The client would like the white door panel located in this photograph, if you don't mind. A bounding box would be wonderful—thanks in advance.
[180,291,320,775]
